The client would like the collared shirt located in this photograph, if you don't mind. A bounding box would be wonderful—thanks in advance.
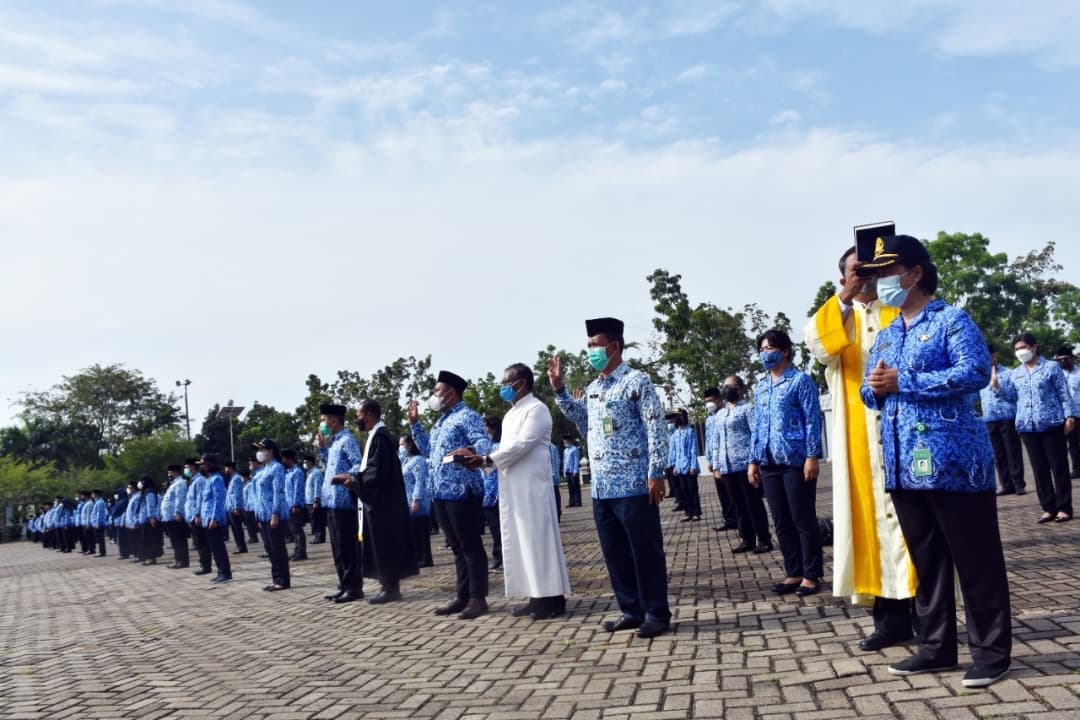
[1064,366,1080,406]
[125,491,143,528]
[305,467,324,505]
[225,474,245,512]
[411,401,492,501]
[91,498,108,528]
[403,455,432,516]
[184,474,206,523]
[668,425,698,475]
[320,429,362,510]
[979,364,1019,423]
[284,465,306,508]
[562,445,580,475]
[253,459,288,522]
[482,441,499,507]
[142,491,160,522]
[555,362,669,500]
[200,472,228,525]
[749,366,823,467]
[1013,357,1079,432]
[712,401,753,474]
[242,479,256,512]
[861,299,995,493]
[74,499,85,527]
[161,479,187,520]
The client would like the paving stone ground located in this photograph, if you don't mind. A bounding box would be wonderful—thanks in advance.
[2,463,1079,719]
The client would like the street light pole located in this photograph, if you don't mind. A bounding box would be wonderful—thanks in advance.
[176,379,191,441]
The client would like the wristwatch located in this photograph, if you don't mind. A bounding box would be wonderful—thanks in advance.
[482,455,493,469]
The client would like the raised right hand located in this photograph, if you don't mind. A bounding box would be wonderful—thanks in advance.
[547,356,564,391]
[406,400,420,424]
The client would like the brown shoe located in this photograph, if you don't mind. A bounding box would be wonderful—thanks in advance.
[459,598,489,620]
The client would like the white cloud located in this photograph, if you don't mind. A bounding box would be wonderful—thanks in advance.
[769,109,800,125]
[677,64,708,82]
[0,63,139,95]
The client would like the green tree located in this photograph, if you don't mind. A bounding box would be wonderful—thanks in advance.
[103,431,197,485]
[463,372,505,422]
[16,364,179,461]
[0,457,57,507]
[0,418,102,471]
[237,403,303,456]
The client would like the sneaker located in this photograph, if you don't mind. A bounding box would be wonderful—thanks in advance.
[961,662,1010,688]
[887,654,957,677]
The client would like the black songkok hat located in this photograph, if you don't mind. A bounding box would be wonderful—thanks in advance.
[585,317,624,338]
[1054,346,1075,358]
[320,403,347,418]
[437,370,468,394]
[184,457,200,466]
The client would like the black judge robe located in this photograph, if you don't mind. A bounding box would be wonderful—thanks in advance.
[349,426,418,587]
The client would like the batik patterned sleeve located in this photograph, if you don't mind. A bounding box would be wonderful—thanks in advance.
[410,423,431,457]
[554,389,589,438]
[637,375,669,480]
[896,313,990,398]
[796,374,823,459]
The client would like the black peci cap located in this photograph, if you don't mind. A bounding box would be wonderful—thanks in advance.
[320,403,347,418]
[585,317,624,338]
[437,370,468,394]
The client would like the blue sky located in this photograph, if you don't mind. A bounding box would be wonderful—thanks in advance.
[2,0,1079,429]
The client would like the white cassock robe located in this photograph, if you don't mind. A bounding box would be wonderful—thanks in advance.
[488,393,572,599]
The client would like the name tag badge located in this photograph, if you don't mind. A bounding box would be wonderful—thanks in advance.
[602,416,615,437]
[912,448,934,477]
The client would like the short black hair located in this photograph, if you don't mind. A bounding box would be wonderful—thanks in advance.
[483,413,503,443]
[224,461,237,470]
[703,386,720,400]
[838,245,857,275]
[1055,346,1075,358]
[1015,332,1038,348]
[757,329,793,353]
[506,363,534,391]
[280,450,296,461]
[360,398,382,419]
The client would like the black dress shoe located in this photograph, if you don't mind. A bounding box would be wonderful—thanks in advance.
[1055,514,1072,523]
[174,563,189,569]
[459,598,489,620]
[1038,513,1055,524]
[258,553,269,559]
[232,549,247,555]
[193,567,212,576]
[772,581,801,595]
[753,542,773,554]
[511,599,537,617]
[266,584,290,592]
[434,599,469,616]
[601,616,642,633]
[210,575,232,584]
[795,581,820,597]
[530,597,566,620]
[996,487,1015,496]
[368,589,403,605]
[334,591,362,603]
[636,619,671,639]
[731,542,753,553]
[167,563,179,569]
[1014,487,1027,495]
[858,631,913,652]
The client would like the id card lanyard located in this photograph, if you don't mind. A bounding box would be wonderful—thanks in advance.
[911,422,934,478]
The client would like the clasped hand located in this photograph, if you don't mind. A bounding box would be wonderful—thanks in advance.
[867,359,899,397]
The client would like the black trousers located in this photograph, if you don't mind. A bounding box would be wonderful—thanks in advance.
[327,508,362,593]
[94,528,107,556]
[565,473,582,506]
[873,596,919,639]
[78,527,90,552]
[676,473,701,518]
[1066,421,1080,477]
[129,525,144,560]
[712,474,737,524]
[724,470,771,545]
[229,512,248,552]
[190,524,211,571]
[483,505,502,567]
[668,474,684,508]
[260,521,290,587]
[593,495,670,623]
[434,497,488,600]
[243,511,260,543]
[206,524,232,578]
[1021,426,1073,515]
[290,512,307,558]
[762,464,823,580]
[142,522,164,559]
[553,485,562,522]
[116,527,129,558]
[166,521,189,565]
[890,489,1011,667]
[309,504,326,541]
[412,514,433,566]
[986,419,1025,492]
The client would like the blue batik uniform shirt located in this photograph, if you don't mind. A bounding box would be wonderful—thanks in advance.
[555,362,669,500]
[1064,366,1080,410]
[563,445,580,475]
[411,402,492,501]
[305,467,324,505]
[200,472,228,526]
[549,442,560,487]
[320,429,362,510]
[142,491,160,523]
[749,367,823,467]
[225,474,244,513]
[403,455,432,516]
[482,441,499,507]
[1012,357,1080,433]
[124,491,143,528]
[91,498,108,528]
[861,299,995,493]
[669,425,698,475]
[712,402,753,475]
[161,479,186,520]
[184,474,206,523]
[284,465,306,509]
[254,460,288,522]
[979,365,1019,423]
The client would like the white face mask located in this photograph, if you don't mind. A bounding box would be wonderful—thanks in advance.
[705,401,718,414]
[1016,348,1035,364]
[256,449,271,463]
[137,482,144,490]
[427,393,444,412]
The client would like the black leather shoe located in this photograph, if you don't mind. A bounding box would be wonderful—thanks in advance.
[434,599,468,616]
[602,616,642,633]
[753,542,773,554]
[511,599,537,617]
[193,567,212,576]
[174,563,189,569]
[1014,487,1027,495]
[334,591,362,603]
[530,597,566,620]
[795,582,820,598]
[258,553,269,558]
[266,584,289,592]
[459,598,489,620]
[772,582,801,595]
[368,589,403,605]
[325,591,344,601]
[210,575,232,584]
[637,620,671,639]
[858,631,914,652]
[167,563,179,569]
[731,542,753,554]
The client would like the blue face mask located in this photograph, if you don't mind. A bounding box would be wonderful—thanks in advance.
[587,345,610,371]
[877,269,914,308]
[499,381,520,404]
[398,448,407,461]
[760,350,783,369]
[666,423,675,432]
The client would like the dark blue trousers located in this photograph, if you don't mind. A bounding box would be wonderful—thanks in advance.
[206,524,232,579]
[593,494,670,623]
[762,464,823,580]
